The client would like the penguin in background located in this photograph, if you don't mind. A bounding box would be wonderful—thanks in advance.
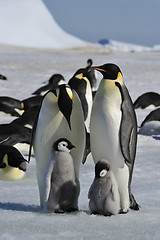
[133,92,160,109]
[88,159,120,216]
[29,84,86,208]
[45,138,80,213]
[0,74,7,80]
[68,68,93,133]
[0,145,27,180]
[89,63,139,213]
[140,108,160,127]
[32,74,65,96]
[85,59,97,95]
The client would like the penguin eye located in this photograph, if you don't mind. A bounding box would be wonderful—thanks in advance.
[100,169,107,177]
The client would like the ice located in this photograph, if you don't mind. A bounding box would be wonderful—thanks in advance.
[0,45,160,239]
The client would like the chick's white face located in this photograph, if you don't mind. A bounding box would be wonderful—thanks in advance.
[100,169,108,177]
[58,141,70,153]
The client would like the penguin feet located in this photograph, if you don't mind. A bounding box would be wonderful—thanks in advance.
[119,209,128,214]
[130,193,140,211]
[54,207,78,213]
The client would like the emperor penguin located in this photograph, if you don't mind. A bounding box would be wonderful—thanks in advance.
[85,59,97,94]
[88,159,120,216]
[29,84,86,208]
[68,68,93,133]
[32,74,65,96]
[0,145,27,180]
[45,138,80,213]
[89,63,139,213]
[133,92,160,109]
[0,74,7,80]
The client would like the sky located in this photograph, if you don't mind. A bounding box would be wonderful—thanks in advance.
[43,0,160,47]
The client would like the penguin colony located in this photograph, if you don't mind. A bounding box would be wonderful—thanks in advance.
[0,60,142,216]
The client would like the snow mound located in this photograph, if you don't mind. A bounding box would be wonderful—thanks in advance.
[98,39,152,52]
[0,0,87,49]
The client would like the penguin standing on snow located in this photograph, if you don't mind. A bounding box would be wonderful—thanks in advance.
[88,159,120,216]
[0,145,27,180]
[85,59,97,94]
[45,138,80,213]
[29,84,86,208]
[89,63,139,213]
[68,68,93,133]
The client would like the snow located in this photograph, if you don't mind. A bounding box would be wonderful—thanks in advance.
[0,45,160,240]
[0,0,87,49]
[98,39,152,52]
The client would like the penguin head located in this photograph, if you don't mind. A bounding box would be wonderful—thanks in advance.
[50,84,73,130]
[48,74,65,86]
[53,138,75,153]
[95,159,110,178]
[73,68,90,81]
[0,74,7,80]
[91,63,123,83]
[87,59,93,68]
[0,153,27,172]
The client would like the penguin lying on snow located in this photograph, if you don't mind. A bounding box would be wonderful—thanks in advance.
[140,108,160,127]
[0,74,7,80]
[0,145,27,180]
[89,63,139,213]
[134,92,160,109]
[0,96,22,109]
[12,105,40,129]
[29,84,86,208]
[0,122,32,153]
[88,159,120,216]
[32,74,65,96]
[45,138,80,213]
[21,95,43,110]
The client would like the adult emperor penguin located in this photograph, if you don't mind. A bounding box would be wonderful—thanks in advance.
[68,68,93,133]
[88,159,120,216]
[45,138,80,213]
[29,84,86,208]
[0,145,27,180]
[32,74,65,96]
[89,63,139,213]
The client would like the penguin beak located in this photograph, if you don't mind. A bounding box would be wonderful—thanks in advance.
[94,67,106,73]
[58,85,72,130]
[88,66,106,73]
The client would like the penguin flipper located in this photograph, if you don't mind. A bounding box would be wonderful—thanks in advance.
[118,84,137,166]
[28,108,40,163]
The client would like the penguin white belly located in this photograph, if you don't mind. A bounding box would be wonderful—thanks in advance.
[90,82,130,211]
[90,88,124,168]
[85,82,93,133]
[33,91,85,207]
[0,167,25,181]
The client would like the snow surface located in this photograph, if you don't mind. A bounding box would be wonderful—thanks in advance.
[0,45,160,240]
[0,0,87,49]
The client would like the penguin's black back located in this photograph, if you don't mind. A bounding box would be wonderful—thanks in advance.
[134,92,160,109]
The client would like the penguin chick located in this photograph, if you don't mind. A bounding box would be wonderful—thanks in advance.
[0,145,27,180]
[45,138,80,213]
[88,159,120,216]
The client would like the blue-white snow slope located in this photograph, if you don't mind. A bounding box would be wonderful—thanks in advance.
[0,45,160,240]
